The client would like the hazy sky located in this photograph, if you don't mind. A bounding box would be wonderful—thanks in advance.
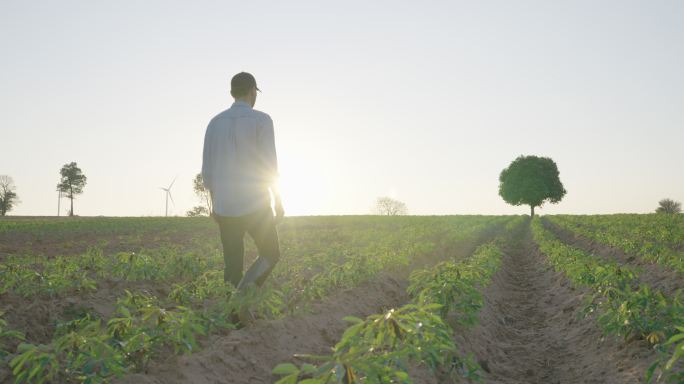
[2,1,683,216]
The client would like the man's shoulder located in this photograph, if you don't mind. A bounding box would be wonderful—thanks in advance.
[208,109,232,126]
[207,106,272,128]
[250,109,272,123]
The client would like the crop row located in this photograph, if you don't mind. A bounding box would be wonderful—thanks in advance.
[1,216,512,383]
[531,218,683,382]
[0,216,507,299]
[271,218,527,383]
[0,243,222,297]
[548,214,684,274]
[0,217,215,239]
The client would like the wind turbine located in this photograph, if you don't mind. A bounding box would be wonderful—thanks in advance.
[160,177,177,217]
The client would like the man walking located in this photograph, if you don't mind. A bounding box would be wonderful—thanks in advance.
[202,72,284,289]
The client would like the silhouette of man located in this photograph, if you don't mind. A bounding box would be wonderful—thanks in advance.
[202,72,284,289]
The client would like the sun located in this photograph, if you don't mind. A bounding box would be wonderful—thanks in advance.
[277,154,331,216]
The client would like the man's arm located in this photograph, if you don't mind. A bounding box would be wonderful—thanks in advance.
[262,116,284,221]
[201,123,215,213]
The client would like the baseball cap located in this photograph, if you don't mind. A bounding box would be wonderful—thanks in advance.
[231,72,260,95]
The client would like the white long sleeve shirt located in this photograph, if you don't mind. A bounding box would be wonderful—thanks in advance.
[202,101,278,217]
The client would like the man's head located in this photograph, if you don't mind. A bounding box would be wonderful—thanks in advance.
[230,72,260,107]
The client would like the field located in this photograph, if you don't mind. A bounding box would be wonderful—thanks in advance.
[0,215,682,383]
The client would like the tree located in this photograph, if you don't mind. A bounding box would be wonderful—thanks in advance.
[192,173,212,214]
[186,206,209,217]
[57,162,87,217]
[0,175,19,216]
[375,196,407,216]
[656,198,681,214]
[498,155,566,217]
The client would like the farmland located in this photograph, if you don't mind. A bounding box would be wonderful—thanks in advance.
[0,215,682,383]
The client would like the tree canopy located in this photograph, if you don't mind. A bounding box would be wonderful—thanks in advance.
[193,173,212,213]
[375,196,407,216]
[656,198,681,214]
[498,155,566,217]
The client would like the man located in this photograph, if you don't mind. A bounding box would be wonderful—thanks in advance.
[202,72,284,290]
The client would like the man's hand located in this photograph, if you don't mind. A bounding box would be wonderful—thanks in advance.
[274,201,285,224]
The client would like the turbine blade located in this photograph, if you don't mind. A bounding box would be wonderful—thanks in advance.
[168,176,177,189]
[168,191,175,206]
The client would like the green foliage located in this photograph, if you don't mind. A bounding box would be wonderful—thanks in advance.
[108,290,210,360]
[531,218,684,382]
[11,316,127,384]
[375,196,407,216]
[54,316,127,382]
[192,173,212,213]
[273,227,519,383]
[1,215,514,383]
[0,257,97,297]
[10,343,60,384]
[275,305,457,384]
[56,162,87,216]
[0,311,24,358]
[656,198,682,215]
[549,214,684,274]
[498,155,566,216]
[647,326,684,383]
[0,175,19,216]
[408,243,502,326]
[186,206,209,217]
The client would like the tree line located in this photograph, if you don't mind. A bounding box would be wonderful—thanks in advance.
[1,157,682,216]
[1,162,87,217]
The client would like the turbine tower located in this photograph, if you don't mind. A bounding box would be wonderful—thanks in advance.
[160,177,176,217]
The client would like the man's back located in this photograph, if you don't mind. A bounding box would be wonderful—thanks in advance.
[202,100,278,217]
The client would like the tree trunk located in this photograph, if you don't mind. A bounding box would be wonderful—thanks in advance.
[70,185,74,217]
[530,205,535,217]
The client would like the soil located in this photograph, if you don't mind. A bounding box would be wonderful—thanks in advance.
[113,225,505,384]
[0,279,175,350]
[0,227,216,260]
[453,224,658,383]
[5,220,671,384]
[542,219,684,297]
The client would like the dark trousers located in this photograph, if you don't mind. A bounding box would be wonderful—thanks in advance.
[215,207,280,286]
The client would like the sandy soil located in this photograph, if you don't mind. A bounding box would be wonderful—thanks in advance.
[7,221,669,384]
[542,219,684,297]
[113,226,504,384]
[0,228,215,260]
[455,225,657,384]
[1,279,174,350]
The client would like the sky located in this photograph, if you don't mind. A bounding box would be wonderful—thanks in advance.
[1,0,683,217]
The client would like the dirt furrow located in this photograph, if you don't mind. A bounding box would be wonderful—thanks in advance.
[455,225,651,383]
[114,225,504,384]
[542,218,683,297]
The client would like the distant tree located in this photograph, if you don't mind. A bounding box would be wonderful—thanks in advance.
[186,206,210,217]
[192,173,212,213]
[375,196,407,216]
[57,162,87,217]
[499,155,566,217]
[0,175,19,216]
[656,198,681,214]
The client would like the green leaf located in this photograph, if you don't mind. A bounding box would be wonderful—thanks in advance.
[664,334,684,345]
[272,363,299,375]
[665,344,684,370]
[645,361,658,382]
[274,374,299,384]
[301,363,317,374]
